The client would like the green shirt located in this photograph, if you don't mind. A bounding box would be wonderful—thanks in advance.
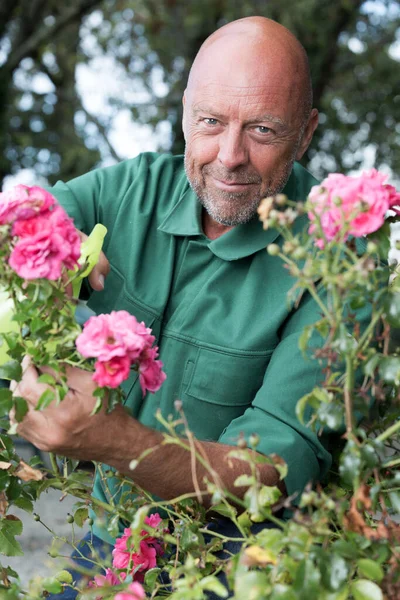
[52,152,331,543]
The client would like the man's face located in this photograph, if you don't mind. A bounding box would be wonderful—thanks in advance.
[183,65,314,227]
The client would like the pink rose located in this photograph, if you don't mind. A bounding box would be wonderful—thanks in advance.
[93,355,131,388]
[90,568,126,588]
[139,347,166,396]
[114,582,146,600]
[112,516,164,580]
[112,539,157,578]
[0,184,55,224]
[76,311,154,363]
[307,169,400,245]
[145,514,162,529]
[8,204,81,280]
[9,229,79,280]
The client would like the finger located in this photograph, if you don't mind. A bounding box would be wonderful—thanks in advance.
[63,364,97,395]
[13,357,53,407]
[88,250,110,291]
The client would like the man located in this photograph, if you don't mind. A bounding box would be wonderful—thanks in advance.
[12,15,330,596]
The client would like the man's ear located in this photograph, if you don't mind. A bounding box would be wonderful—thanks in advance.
[182,91,187,141]
[296,108,319,160]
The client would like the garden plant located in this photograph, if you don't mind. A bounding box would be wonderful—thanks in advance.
[0,172,399,599]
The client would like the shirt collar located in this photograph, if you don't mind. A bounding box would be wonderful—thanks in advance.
[158,167,298,261]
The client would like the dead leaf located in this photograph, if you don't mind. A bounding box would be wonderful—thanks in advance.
[241,545,278,567]
[14,460,44,482]
[0,461,11,470]
[0,491,8,517]
[1,566,10,588]
[344,484,400,542]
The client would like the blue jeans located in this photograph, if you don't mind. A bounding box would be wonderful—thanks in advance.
[46,517,277,599]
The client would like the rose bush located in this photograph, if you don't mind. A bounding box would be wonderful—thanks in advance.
[0,173,399,599]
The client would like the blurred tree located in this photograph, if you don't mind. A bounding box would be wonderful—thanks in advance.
[0,0,103,188]
[1,0,399,188]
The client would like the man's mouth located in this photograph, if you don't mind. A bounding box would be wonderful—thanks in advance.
[212,178,258,192]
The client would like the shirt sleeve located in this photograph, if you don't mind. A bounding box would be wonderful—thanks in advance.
[218,288,335,500]
[48,154,146,236]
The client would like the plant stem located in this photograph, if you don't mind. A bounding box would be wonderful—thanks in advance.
[376,419,400,443]
[356,308,383,355]
[344,355,355,435]
[305,282,333,323]
[49,452,59,475]
[382,457,400,469]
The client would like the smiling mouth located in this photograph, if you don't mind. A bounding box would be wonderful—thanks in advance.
[213,178,258,191]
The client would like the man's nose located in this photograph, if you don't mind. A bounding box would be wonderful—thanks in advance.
[217,127,248,170]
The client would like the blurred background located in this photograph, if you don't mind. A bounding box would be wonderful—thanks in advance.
[1,0,399,583]
[0,0,399,193]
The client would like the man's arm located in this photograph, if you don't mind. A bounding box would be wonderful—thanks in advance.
[11,358,283,507]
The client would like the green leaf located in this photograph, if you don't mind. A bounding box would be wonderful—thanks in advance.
[258,485,281,507]
[321,554,349,592]
[42,578,63,594]
[298,326,313,353]
[0,517,23,556]
[73,507,89,528]
[317,401,344,431]
[320,587,349,600]
[378,356,400,385]
[360,444,379,469]
[270,585,298,599]
[351,579,383,600]
[211,503,237,519]
[35,389,55,411]
[234,571,271,600]
[13,397,28,422]
[0,388,12,417]
[357,559,384,583]
[234,474,254,487]
[90,396,103,416]
[13,497,34,513]
[363,354,381,378]
[37,373,56,386]
[383,291,400,327]
[0,361,21,382]
[368,223,391,261]
[201,575,229,598]
[144,567,161,589]
[389,491,400,514]
[293,558,321,597]
[339,440,362,486]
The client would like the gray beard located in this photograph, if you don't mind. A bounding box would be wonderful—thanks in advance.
[184,153,294,227]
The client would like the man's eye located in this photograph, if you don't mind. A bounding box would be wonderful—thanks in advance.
[256,126,272,134]
[203,118,219,126]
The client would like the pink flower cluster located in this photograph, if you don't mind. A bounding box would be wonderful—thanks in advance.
[76,311,166,392]
[0,184,81,280]
[90,513,165,598]
[307,169,400,247]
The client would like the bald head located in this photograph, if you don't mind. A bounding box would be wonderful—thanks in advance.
[182,16,318,231]
[187,16,313,126]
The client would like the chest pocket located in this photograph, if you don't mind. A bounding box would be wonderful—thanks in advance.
[182,347,272,440]
[88,265,158,329]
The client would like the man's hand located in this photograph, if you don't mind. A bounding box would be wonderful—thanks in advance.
[9,356,126,460]
[10,357,284,504]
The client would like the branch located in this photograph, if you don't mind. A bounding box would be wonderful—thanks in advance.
[79,104,122,163]
[39,59,121,164]
[312,0,364,108]
[4,0,101,74]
